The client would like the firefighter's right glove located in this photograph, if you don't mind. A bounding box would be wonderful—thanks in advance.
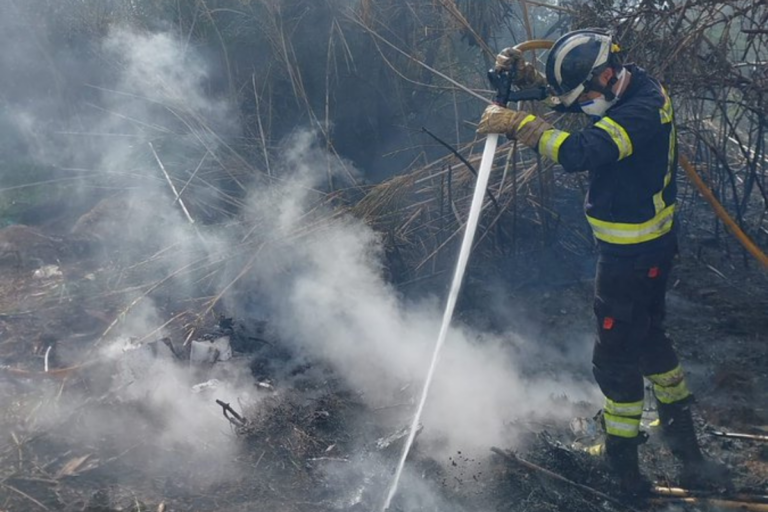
[495,47,547,89]
[477,105,552,149]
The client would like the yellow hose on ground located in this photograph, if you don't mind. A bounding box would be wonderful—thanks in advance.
[514,39,768,269]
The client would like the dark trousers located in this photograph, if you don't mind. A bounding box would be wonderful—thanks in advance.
[592,244,689,438]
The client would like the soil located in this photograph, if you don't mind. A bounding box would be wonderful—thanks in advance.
[0,216,766,512]
[0,225,64,269]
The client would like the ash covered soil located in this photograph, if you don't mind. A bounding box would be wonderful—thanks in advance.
[0,222,766,512]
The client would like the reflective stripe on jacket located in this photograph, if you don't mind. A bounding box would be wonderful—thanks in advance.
[537,65,678,254]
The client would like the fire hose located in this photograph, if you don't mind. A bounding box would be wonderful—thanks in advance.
[679,155,768,268]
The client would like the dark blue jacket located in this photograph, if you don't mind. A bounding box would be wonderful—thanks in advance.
[536,65,677,255]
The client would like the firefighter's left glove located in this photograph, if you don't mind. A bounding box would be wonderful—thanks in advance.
[495,48,547,89]
[477,105,553,149]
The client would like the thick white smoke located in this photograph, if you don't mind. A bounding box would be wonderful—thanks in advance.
[235,129,601,458]
[1,24,253,488]
[1,12,600,507]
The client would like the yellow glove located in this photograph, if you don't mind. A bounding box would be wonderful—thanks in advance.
[477,105,553,149]
[495,47,547,89]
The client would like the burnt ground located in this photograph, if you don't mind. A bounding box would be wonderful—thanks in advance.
[0,219,766,512]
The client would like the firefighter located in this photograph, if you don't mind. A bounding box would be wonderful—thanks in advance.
[477,29,728,494]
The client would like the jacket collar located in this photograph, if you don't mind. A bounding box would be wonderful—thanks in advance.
[614,64,647,105]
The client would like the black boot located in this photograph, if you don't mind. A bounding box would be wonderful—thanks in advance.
[605,435,651,497]
[657,402,732,490]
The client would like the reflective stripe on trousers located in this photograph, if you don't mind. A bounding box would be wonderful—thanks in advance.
[647,364,691,404]
[604,412,642,438]
[604,398,643,438]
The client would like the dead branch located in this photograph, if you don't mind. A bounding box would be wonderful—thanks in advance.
[490,446,643,512]
[709,430,768,442]
[653,486,768,504]
[0,482,50,511]
[650,497,768,512]
[216,399,248,428]
[346,13,492,105]
[420,127,502,214]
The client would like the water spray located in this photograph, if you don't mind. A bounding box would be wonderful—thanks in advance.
[382,132,499,511]
[381,41,552,510]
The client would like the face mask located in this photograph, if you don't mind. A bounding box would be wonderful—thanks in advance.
[578,68,627,118]
[579,96,618,119]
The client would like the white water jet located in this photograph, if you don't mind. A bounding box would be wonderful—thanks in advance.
[383,133,500,510]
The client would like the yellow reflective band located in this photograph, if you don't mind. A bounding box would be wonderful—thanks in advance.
[652,131,675,213]
[653,380,691,404]
[605,398,644,417]
[652,163,673,213]
[538,129,570,163]
[647,365,685,387]
[595,116,633,160]
[587,204,675,244]
[604,413,641,438]
[517,114,537,131]
[660,90,674,124]
[648,365,690,404]
[653,89,676,214]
